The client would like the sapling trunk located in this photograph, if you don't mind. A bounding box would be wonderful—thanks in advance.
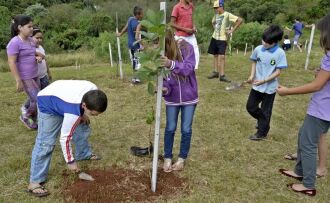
[116,12,124,79]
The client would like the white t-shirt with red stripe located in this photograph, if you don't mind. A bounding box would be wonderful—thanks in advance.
[37,80,98,163]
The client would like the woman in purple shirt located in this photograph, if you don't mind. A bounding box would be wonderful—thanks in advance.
[277,14,330,196]
[7,15,43,129]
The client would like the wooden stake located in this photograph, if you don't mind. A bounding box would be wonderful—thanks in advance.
[305,24,315,70]
[109,42,113,67]
[151,1,166,193]
[304,40,308,50]
[236,48,239,55]
[116,12,123,79]
[244,43,247,56]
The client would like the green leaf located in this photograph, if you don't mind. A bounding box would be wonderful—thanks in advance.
[146,109,155,124]
[147,81,155,96]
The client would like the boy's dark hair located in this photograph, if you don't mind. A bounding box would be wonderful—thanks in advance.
[32,26,42,36]
[317,13,330,53]
[284,35,289,39]
[133,6,143,16]
[11,15,33,38]
[262,25,283,44]
[82,90,108,113]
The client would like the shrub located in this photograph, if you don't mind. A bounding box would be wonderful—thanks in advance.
[232,22,267,50]
[91,31,129,63]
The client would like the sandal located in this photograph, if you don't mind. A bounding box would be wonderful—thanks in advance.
[86,154,101,160]
[27,185,50,197]
[279,169,303,181]
[284,153,297,160]
[172,158,185,171]
[287,183,316,196]
[163,158,172,173]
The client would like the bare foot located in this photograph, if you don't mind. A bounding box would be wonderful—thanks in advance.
[316,168,327,177]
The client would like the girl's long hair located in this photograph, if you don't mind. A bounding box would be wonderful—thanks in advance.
[165,28,182,62]
[317,13,330,54]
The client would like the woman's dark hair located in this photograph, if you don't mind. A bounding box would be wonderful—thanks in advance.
[317,13,330,53]
[133,6,143,16]
[82,90,108,113]
[11,15,33,38]
[32,26,42,36]
[262,25,283,44]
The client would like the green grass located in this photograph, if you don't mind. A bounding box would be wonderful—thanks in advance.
[0,48,329,203]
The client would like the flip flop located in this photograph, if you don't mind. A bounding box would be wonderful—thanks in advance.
[86,154,101,160]
[287,183,316,196]
[26,186,50,197]
[284,153,297,160]
[279,169,303,181]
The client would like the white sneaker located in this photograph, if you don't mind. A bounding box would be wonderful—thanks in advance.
[172,158,185,171]
[163,158,172,173]
[135,78,141,83]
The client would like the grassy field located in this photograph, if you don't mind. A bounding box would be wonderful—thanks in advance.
[0,48,329,203]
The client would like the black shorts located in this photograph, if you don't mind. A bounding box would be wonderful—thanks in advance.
[208,38,227,55]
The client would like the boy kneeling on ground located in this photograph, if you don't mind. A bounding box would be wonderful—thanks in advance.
[27,80,108,197]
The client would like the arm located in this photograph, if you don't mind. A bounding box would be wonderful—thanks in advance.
[247,62,256,83]
[59,114,81,170]
[8,55,23,92]
[117,21,128,37]
[170,17,195,35]
[254,69,281,86]
[45,60,52,81]
[277,69,330,96]
[135,23,143,47]
[285,26,292,31]
[227,17,243,35]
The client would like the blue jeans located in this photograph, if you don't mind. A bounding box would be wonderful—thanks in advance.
[164,105,196,159]
[30,111,93,183]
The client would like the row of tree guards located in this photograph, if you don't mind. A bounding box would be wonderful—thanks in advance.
[107,1,315,193]
[110,24,316,75]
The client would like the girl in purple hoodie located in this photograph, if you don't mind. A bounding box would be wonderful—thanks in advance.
[160,29,198,172]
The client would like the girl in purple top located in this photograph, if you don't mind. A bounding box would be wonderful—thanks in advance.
[277,14,330,196]
[7,15,43,129]
[160,29,198,172]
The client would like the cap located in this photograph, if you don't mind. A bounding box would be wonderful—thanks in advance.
[213,0,224,8]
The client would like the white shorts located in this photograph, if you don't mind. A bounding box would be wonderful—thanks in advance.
[174,34,200,70]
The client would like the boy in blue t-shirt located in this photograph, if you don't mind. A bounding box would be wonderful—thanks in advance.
[246,25,288,141]
[117,6,144,84]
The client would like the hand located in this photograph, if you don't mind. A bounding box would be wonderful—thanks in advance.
[116,32,121,37]
[36,56,43,63]
[276,85,289,96]
[162,87,168,95]
[226,29,233,35]
[160,56,172,68]
[16,80,23,92]
[67,161,80,173]
[253,80,266,86]
[185,28,195,35]
[246,76,254,84]
[81,114,90,125]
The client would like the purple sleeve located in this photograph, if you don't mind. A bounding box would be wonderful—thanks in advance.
[6,38,19,56]
[163,78,172,96]
[321,53,330,72]
[170,43,196,76]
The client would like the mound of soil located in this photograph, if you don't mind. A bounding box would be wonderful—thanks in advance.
[63,167,188,202]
